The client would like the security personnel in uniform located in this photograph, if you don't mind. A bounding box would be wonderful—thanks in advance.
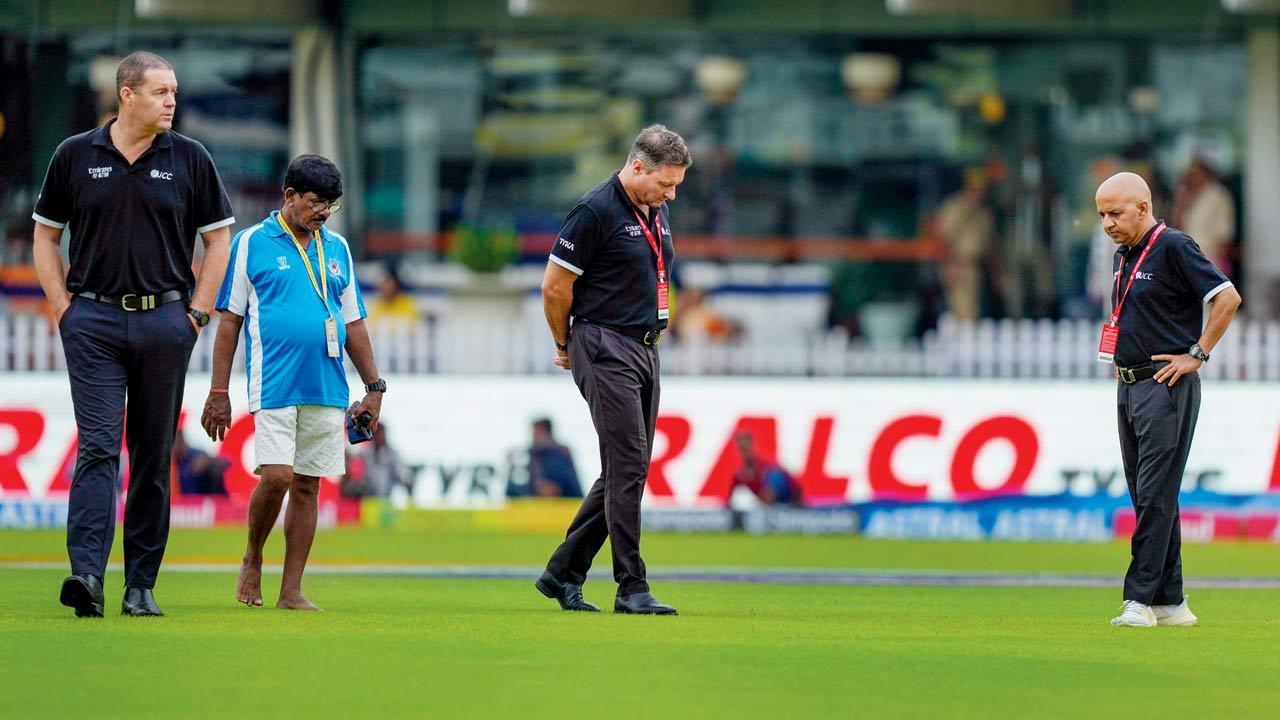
[535,125,690,615]
[1094,172,1241,627]
[32,51,234,617]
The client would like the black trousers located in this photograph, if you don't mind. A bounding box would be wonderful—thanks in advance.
[546,323,659,596]
[58,296,197,589]
[1117,373,1201,606]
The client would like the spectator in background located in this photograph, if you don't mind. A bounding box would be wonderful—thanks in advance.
[668,287,739,343]
[172,431,228,495]
[339,424,408,499]
[729,432,799,505]
[339,451,368,498]
[1172,156,1236,277]
[525,418,582,498]
[367,265,419,326]
[933,168,997,321]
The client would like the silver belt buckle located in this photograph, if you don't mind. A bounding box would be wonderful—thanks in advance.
[643,330,662,346]
[1118,366,1136,384]
[119,293,157,311]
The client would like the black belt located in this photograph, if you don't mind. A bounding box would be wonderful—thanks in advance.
[77,290,186,312]
[576,319,663,347]
[1116,361,1170,384]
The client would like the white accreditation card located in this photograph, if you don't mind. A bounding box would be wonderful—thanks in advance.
[325,317,340,358]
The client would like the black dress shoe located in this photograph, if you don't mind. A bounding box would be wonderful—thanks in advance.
[60,574,104,618]
[614,591,678,615]
[121,587,164,617]
[535,570,600,612]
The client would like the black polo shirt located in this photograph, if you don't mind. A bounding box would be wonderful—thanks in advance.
[32,119,235,296]
[549,172,675,332]
[1111,221,1233,368]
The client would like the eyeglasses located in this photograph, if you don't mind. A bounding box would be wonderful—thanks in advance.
[307,198,342,214]
[288,189,341,214]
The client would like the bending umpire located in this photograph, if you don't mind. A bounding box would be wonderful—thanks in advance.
[535,125,690,615]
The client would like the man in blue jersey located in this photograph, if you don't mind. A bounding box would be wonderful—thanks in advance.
[201,155,386,611]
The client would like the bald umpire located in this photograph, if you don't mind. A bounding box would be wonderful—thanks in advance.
[33,51,234,617]
[535,125,690,615]
[1095,172,1241,628]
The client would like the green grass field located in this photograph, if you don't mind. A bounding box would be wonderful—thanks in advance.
[2,526,1278,719]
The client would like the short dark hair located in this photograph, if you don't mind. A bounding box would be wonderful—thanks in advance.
[116,51,174,99]
[627,124,692,170]
[284,154,343,201]
[382,262,405,292]
[533,418,553,434]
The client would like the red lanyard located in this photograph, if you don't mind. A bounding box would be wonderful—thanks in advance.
[632,208,667,282]
[1110,222,1166,325]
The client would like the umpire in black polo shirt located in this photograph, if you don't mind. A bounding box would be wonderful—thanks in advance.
[535,125,690,615]
[32,51,234,617]
[1095,172,1241,628]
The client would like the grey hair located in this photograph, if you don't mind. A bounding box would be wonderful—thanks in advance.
[627,124,692,170]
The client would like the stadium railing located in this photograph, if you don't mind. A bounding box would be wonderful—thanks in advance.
[3,312,1279,380]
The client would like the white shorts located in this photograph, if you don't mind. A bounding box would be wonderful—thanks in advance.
[253,405,346,477]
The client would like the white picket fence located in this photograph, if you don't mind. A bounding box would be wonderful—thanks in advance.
[2,312,1278,380]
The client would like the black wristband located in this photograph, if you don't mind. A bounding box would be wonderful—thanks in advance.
[365,378,387,393]
[555,341,569,352]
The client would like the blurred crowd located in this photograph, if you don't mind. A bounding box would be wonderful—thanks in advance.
[823,150,1239,340]
[333,151,1237,348]
[7,146,1233,363]
[337,417,587,502]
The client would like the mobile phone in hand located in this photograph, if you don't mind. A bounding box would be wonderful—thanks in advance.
[345,402,375,445]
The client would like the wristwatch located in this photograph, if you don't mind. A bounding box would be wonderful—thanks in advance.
[1189,344,1210,362]
[555,340,569,352]
[188,308,210,327]
[365,378,387,393]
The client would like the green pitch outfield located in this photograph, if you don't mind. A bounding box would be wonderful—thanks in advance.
[1,526,1277,719]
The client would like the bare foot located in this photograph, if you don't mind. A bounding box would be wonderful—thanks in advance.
[236,560,264,607]
[276,594,323,611]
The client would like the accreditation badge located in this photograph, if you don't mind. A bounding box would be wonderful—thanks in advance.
[325,317,340,358]
[1100,223,1166,366]
[1097,323,1119,364]
[657,273,670,321]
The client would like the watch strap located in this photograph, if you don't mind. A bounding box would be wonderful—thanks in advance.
[365,378,387,393]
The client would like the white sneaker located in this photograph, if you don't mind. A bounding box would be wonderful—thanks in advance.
[1153,598,1198,627]
[1111,600,1157,627]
